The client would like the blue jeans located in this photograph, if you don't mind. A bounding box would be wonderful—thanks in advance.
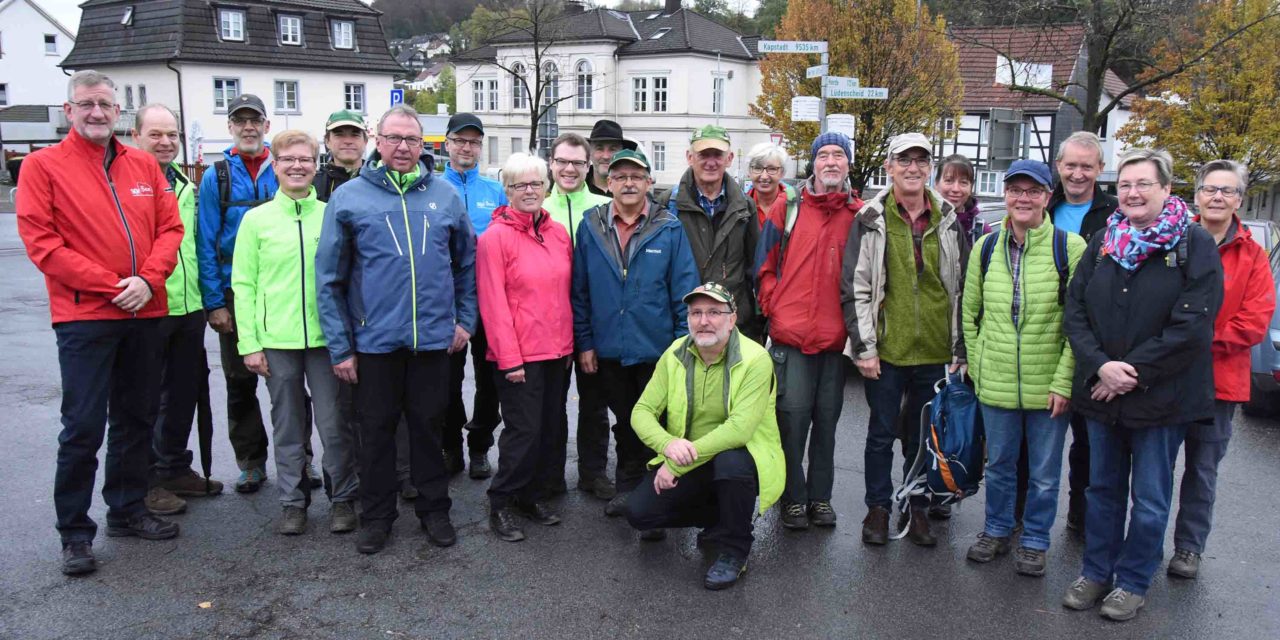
[980,405,1069,550]
[1081,420,1187,596]
[864,361,944,508]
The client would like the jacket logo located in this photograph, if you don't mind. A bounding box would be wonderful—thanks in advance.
[477,200,497,209]
[645,248,663,254]
[130,183,154,197]
[430,202,437,210]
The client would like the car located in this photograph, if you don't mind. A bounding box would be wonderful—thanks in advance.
[977,201,1006,229]
[1241,218,1280,261]
[1245,252,1280,418]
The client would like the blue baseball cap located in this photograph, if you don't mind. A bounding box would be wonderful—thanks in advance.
[1003,159,1052,187]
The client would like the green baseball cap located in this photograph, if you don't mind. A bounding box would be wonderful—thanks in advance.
[608,148,651,172]
[325,109,366,132]
[690,125,731,153]
[683,282,736,312]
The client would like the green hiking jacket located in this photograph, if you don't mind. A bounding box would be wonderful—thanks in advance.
[631,330,785,513]
[231,187,328,354]
[164,163,201,316]
[962,219,1086,409]
[544,184,611,246]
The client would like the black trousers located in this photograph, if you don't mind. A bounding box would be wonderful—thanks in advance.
[219,292,267,470]
[441,323,500,455]
[627,448,759,560]
[489,358,568,509]
[1067,412,1090,508]
[354,349,451,528]
[151,311,207,479]
[53,319,163,543]
[559,359,612,483]
[596,360,655,493]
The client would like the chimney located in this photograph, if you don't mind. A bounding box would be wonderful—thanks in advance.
[564,0,586,15]
[664,0,681,15]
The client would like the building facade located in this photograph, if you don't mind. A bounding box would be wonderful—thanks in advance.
[0,0,76,109]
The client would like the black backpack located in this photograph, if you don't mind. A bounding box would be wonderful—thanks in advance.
[213,159,271,265]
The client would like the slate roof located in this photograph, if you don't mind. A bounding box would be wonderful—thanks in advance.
[62,0,404,75]
[0,105,55,122]
[951,24,1092,112]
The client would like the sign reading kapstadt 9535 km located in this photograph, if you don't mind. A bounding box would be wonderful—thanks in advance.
[758,40,828,54]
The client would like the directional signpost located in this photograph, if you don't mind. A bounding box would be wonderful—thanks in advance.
[806,64,828,79]
[791,96,821,122]
[759,42,891,132]
[758,40,828,54]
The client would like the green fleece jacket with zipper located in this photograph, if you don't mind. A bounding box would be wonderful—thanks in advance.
[164,162,201,316]
[231,187,328,354]
[962,219,1085,409]
[545,184,610,246]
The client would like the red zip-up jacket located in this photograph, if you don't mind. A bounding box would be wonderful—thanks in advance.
[17,129,184,323]
[1202,216,1276,401]
[477,205,574,371]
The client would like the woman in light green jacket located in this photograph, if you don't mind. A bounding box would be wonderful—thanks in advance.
[232,131,356,536]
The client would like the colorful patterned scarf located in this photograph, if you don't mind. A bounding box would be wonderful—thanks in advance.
[1101,195,1190,271]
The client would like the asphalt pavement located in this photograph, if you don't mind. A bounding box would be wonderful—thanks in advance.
[0,210,1277,639]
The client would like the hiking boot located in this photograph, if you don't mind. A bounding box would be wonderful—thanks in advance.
[704,553,747,590]
[639,528,668,541]
[578,476,617,500]
[105,513,180,540]
[861,506,889,545]
[276,506,307,535]
[906,507,936,547]
[234,467,266,494]
[468,453,493,480]
[399,479,419,501]
[356,526,389,554]
[604,492,629,517]
[61,542,96,576]
[545,478,568,496]
[330,502,357,534]
[512,501,561,526]
[442,448,464,476]
[781,502,809,530]
[1014,546,1047,577]
[807,501,837,527]
[1062,576,1111,610]
[159,469,224,496]
[145,486,187,516]
[928,503,952,520]
[966,532,1011,563]
[306,462,323,490]
[421,511,457,547]
[1099,588,1145,621]
[489,508,525,542]
[1168,549,1201,579]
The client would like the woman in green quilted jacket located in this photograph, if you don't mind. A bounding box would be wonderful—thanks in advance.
[960,160,1085,577]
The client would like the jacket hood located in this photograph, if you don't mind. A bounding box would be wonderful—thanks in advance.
[360,151,434,193]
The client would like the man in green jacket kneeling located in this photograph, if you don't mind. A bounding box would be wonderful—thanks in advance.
[626,283,784,591]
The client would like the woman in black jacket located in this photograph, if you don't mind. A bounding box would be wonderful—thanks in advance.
[1059,148,1223,622]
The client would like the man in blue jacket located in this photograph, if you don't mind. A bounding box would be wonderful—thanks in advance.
[195,94,281,494]
[571,149,700,520]
[439,113,507,479]
[316,105,477,555]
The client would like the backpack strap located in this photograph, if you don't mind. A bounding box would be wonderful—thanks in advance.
[776,189,802,276]
[214,160,230,267]
[973,231,1000,328]
[1052,227,1069,306]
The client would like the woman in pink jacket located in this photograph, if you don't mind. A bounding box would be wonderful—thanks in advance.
[477,152,575,542]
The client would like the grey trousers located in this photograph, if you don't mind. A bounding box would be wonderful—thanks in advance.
[771,342,846,504]
[1173,400,1236,554]
[263,348,358,508]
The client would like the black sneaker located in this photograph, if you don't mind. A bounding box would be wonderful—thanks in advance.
[781,502,809,530]
[604,492,629,517]
[61,542,96,576]
[356,526,389,554]
[807,501,837,527]
[704,553,747,590]
[421,511,457,547]
[489,508,526,542]
[512,501,561,526]
[577,476,617,500]
[105,513,179,540]
[468,454,493,480]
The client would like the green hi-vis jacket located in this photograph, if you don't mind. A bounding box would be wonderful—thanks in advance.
[164,162,201,316]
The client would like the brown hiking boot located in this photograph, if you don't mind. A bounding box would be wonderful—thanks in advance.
[906,507,937,547]
[159,469,224,497]
[145,486,186,515]
[862,506,889,545]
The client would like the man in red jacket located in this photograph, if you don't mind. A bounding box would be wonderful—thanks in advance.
[1171,160,1276,579]
[757,131,862,530]
[17,70,185,576]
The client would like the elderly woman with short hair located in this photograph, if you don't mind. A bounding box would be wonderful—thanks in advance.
[477,152,574,542]
[1061,148,1223,621]
[1167,160,1275,579]
[744,143,794,229]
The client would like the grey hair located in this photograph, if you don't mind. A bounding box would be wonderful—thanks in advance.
[134,103,178,131]
[377,105,423,135]
[1116,148,1174,187]
[1054,131,1105,167]
[67,70,116,100]
[746,143,789,171]
[1195,159,1248,192]
[500,152,550,190]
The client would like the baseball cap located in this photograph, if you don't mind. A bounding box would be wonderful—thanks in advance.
[683,282,736,312]
[325,109,366,132]
[227,94,266,118]
[446,113,485,135]
[1003,159,1052,187]
[608,148,650,172]
[690,125,731,153]
[887,132,931,156]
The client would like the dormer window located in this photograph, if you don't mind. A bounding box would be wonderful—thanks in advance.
[331,20,354,50]
[219,9,245,42]
[121,6,134,26]
[279,15,303,46]
[650,28,671,39]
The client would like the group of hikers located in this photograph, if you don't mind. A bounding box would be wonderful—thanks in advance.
[16,70,1274,617]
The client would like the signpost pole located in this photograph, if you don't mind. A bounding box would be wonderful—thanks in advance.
[819,52,829,134]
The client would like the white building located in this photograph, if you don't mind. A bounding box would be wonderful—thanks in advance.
[60,0,404,165]
[0,0,75,108]
[452,0,770,185]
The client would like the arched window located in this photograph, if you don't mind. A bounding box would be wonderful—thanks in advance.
[510,62,528,110]
[575,60,594,110]
[541,61,559,107]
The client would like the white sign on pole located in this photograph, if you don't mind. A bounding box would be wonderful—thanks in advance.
[759,40,828,54]
[806,64,828,79]
[824,76,861,91]
[826,114,856,139]
[827,87,889,100]
[791,96,822,122]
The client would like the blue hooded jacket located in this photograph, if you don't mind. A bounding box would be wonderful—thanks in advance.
[443,162,507,235]
[315,153,478,365]
[196,146,278,310]
[571,200,699,366]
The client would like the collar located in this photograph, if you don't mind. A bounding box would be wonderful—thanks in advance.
[684,338,728,366]
[65,127,121,161]
[445,161,479,184]
[609,202,649,228]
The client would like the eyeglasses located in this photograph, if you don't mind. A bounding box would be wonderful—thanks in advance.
[230,116,265,127]
[1197,185,1241,197]
[1005,186,1048,199]
[750,165,783,176]
[507,181,544,192]
[71,100,117,112]
[894,155,931,168]
[447,137,483,148]
[553,158,589,168]
[609,174,649,184]
[380,134,424,149]
[276,156,316,166]
[1116,181,1159,194]
[688,309,732,320]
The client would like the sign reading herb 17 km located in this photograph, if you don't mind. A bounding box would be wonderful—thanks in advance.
[758,40,828,54]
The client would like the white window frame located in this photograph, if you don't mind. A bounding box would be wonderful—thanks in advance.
[511,62,528,110]
[279,15,303,46]
[869,168,889,189]
[219,9,245,42]
[712,76,725,115]
[0,83,8,107]
[138,84,147,106]
[541,62,559,107]
[512,137,523,155]
[575,60,593,110]
[977,170,1005,196]
[124,85,134,110]
[653,76,668,112]
[343,83,366,114]
[487,79,499,112]
[473,80,485,111]
[274,80,300,113]
[632,77,648,112]
[44,34,57,55]
[213,77,241,112]
[330,20,355,50]
[652,142,666,172]
[488,140,499,166]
